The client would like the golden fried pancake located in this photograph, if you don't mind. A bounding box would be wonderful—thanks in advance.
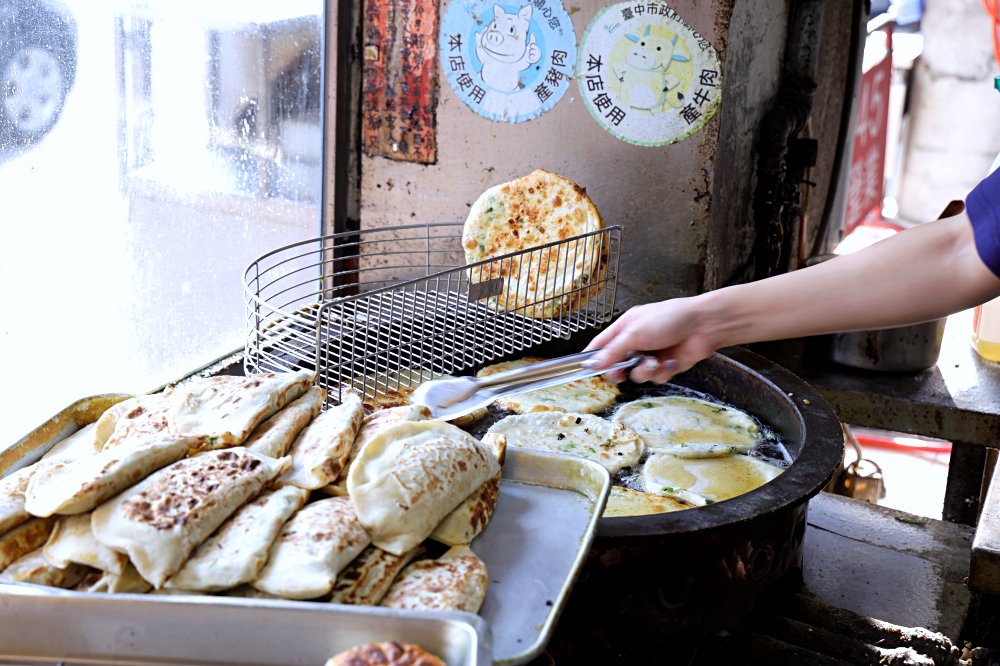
[603,486,690,518]
[476,356,620,414]
[486,412,643,474]
[381,545,488,613]
[463,169,605,318]
[91,449,287,588]
[641,453,784,506]
[614,396,762,457]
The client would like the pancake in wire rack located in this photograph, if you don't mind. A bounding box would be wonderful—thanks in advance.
[613,395,763,458]
[476,356,620,414]
[462,169,606,319]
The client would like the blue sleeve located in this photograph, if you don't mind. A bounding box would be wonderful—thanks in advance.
[966,166,1000,279]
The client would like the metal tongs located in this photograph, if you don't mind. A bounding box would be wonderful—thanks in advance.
[410,350,648,420]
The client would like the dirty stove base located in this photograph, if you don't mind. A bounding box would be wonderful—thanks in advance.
[528,492,988,665]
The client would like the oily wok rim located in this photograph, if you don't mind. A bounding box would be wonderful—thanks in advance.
[596,347,844,538]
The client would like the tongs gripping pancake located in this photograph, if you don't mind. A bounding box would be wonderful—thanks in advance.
[411,350,646,420]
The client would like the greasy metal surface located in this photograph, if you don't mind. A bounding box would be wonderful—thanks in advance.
[752,314,1000,447]
[362,0,439,163]
[970,461,1000,594]
[0,394,133,477]
[477,449,610,665]
[0,586,489,666]
[801,492,973,641]
[1,415,607,666]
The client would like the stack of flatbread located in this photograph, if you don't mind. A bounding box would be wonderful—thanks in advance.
[0,369,501,614]
[463,169,607,319]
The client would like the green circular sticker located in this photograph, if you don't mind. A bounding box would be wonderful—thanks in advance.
[577,1,723,146]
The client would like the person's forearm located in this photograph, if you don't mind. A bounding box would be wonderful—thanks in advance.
[692,214,1000,349]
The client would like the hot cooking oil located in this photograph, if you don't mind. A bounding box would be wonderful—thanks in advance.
[972,296,1000,362]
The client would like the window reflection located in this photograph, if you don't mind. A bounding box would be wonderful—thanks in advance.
[0,0,324,445]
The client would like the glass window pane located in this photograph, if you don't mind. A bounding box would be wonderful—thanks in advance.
[0,0,325,444]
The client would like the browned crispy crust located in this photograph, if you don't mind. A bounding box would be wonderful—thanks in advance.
[0,517,56,572]
[324,641,446,666]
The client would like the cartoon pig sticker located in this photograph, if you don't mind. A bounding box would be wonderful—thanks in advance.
[475,4,542,93]
[613,25,690,111]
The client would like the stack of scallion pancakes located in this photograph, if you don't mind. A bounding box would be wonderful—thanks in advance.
[0,369,500,614]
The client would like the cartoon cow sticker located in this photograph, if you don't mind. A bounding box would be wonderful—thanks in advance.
[614,25,690,111]
[577,1,723,146]
[476,4,542,92]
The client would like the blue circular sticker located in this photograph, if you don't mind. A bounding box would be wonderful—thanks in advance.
[577,1,723,146]
[440,0,577,123]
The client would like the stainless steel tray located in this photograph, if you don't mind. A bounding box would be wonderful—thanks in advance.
[0,401,610,666]
[0,586,490,665]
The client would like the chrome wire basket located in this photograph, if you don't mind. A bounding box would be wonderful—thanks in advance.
[243,222,622,403]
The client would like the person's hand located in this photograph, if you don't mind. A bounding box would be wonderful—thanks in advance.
[584,297,718,384]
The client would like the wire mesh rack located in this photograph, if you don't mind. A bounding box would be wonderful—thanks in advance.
[243,222,622,404]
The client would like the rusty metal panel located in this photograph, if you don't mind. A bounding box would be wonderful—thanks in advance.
[362,0,439,164]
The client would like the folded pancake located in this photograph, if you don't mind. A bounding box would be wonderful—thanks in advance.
[167,485,309,591]
[603,486,691,518]
[324,642,446,666]
[253,496,370,600]
[328,545,421,606]
[476,357,620,414]
[42,422,102,463]
[462,169,605,319]
[245,387,326,458]
[381,545,489,613]
[347,421,499,555]
[100,393,175,451]
[0,517,56,572]
[486,412,643,474]
[613,396,762,458]
[641,452,785,506]
[169,370,315,446]
[280,391,365,490]
[73,561,152,594]
[43,513,127,574]
[321,404,432,497]
[0,548,89,588]
[430,433,506,547]
[93,396,145,447]
[91,449,287,588]
[24,435,204,517]
[0,465,36,535]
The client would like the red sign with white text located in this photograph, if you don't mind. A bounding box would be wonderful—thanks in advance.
[844,35,892,235]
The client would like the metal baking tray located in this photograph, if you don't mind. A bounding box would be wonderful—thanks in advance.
[0,585,490,666]
[0,398,610,666]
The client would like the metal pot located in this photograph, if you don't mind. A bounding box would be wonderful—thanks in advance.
[801,253,946,372]
[826,319,946,372]
[538,347,845,663]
